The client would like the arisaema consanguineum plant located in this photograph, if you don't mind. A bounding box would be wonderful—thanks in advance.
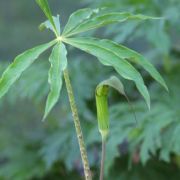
[0,0,168,179]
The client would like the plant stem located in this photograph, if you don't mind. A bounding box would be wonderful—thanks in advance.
[100,139,106,180]
[63,68,92,180]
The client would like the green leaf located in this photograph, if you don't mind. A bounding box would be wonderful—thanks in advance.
[64,11,158,37]
[36,0,57,35]
[65,37,150,109]
[62,8,100,36]
[39,15,61,35]
[0,40,56,99]
[95,39,168,91]
[43,42,68,120]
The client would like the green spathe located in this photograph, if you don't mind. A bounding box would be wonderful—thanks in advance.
[96,76,131,141]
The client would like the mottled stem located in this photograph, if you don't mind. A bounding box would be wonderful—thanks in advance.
[63,68,92,180]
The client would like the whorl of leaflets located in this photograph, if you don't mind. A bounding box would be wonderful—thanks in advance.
[0,0,167,121]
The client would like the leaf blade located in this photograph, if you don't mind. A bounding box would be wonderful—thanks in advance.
[64,12,158,37]
[65,37,150,108]
[43,42,68,120]
[98,39,168,91]
[0,40,56,99]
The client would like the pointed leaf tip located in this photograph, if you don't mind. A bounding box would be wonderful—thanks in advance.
[42,116,46,122]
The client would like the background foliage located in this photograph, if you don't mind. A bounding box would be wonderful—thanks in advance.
[0,0,180,179]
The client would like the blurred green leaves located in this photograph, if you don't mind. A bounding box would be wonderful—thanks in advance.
[0,56,180,179]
